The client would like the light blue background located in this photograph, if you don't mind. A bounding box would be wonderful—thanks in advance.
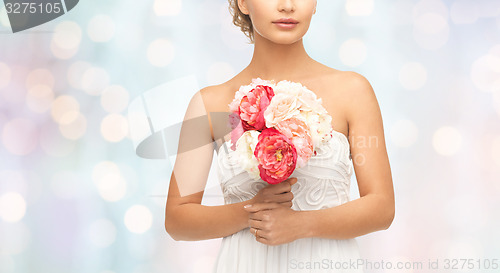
[1,0,500,272]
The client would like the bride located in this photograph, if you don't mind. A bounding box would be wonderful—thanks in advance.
[165,0,395,272]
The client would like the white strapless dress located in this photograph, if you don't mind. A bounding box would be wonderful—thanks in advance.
[212,130,364,273]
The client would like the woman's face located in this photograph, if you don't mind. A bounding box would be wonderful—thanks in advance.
[238,0,317,45]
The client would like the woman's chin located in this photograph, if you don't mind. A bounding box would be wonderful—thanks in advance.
[266,34,304,45]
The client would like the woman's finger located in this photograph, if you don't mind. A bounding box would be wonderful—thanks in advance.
[264,191,292,203]
[248,218,265,230]
[247,210,266,221]
[278,191,294,201]
[244,202,280,212]
[265,178,296,194]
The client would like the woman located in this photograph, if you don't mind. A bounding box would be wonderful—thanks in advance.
[165,0,395,272]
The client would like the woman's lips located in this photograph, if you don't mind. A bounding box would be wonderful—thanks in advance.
[272,22,298,29]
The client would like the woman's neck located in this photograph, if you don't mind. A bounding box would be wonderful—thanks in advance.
[244,34,316,82]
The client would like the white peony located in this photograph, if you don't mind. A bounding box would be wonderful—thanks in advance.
[265,79,333,151]
[274,80,326,112]
[235,130,261,180]
[263,92,301,128]
[302,111,333,151]
[273,80,303,96]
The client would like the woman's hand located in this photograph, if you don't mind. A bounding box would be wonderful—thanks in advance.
[243,202,304,246]
[248,177,297,208]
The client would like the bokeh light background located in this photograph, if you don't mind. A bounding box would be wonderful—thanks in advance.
[1,0,500,272]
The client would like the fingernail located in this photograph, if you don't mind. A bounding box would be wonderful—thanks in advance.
[244,204,252,208]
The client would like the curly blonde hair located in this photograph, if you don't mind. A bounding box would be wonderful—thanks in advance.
[228,0,255,44]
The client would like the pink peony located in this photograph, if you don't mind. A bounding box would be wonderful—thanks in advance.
[238,85,274,131]
[228,78,275,113]
[253,128,297,184]
[274,117,314,168]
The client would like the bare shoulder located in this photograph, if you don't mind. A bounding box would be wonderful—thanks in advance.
[324,70,379,122]
[199,83,225,95]
[198,84,223,108]
[324,69,374,98]
[196,83,232,116]
[197,82,236,143]
[306,63,373,99]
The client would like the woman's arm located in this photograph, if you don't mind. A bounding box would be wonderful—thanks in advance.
[165,178,253,241]
[295,193,393,240]
[298,72,395,240]
[164,87,251,241]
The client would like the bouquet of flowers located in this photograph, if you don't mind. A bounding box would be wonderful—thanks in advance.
[228,78,334,184]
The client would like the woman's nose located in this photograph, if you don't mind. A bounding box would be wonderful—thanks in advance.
[278,0,295,12]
